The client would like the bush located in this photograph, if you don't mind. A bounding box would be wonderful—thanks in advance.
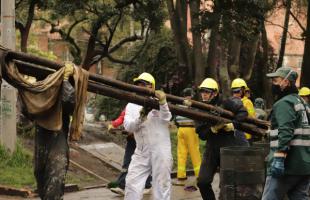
[94,95,126,121]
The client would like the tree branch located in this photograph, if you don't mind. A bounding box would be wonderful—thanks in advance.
[15,20,25,32]
[25,0,37,31]
[36,17,83,63]
[15,0,24,9]
[67,17,87,37]
[107,54,135,65]
[106,12,123,51]
[265,20,305,40]
[109,35,143,54]
[289,10,306,32]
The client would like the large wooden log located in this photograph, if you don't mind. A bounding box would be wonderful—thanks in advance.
[88,81,266,136]
[3,49,269,130]
[11,60,266,136]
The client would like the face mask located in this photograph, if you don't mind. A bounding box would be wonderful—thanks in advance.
[272,84,282,95]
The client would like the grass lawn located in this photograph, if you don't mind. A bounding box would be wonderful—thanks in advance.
[0,141,36,189]
[0,140,95,190]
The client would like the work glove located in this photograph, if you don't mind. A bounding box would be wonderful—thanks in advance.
[155,90,167,105]
[210,123,225,134]
[139,106,151,121]
[183,99,192,107]
[63,62,74,80]
[223,123,234,132]
[270,153,286,178]
[108,124,115,132]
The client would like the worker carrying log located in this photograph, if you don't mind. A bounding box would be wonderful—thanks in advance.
[33,63,75,200]
[262,67,310,200]
[195,78,249,200]
[123,73,172,200]
[231,78,256,144]
[107,107,152,195]
[0,47,89,199]
[1,47,268,136]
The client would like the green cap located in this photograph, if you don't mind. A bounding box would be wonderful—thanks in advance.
[266,67,298,82]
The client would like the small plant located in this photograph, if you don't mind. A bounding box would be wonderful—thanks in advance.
[0,142,35,189]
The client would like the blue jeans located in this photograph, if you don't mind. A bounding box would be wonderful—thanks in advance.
[262,175,310,200]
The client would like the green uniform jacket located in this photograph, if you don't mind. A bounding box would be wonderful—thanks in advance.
[267,93,310,176]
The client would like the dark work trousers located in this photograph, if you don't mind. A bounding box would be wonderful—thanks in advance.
[117,135,152,189]
[197,134,246,200]
[34,126,69,200]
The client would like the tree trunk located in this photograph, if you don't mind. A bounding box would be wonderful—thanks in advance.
[166,0,193,79]
[189,0,204,86]
[277,0,291,68]
[261,22,273,108]
[17,0,37,53]
[241,35,260,81]
[218,39,230,99]
[206,24,220,79]
[228,35,242,79]
[20,30,29,53]
[166,0,187,67]
[301,1,310,87]
[177,0,194,79]
[81,20,102,70]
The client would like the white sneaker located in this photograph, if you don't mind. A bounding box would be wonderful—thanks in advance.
[143,188,151,195]
[110,187,125,196]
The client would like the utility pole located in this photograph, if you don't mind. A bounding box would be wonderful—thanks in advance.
[0,0,17,152]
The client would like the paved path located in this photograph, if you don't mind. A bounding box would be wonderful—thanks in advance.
[11,174,219,200]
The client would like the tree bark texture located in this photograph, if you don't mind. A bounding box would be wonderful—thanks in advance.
[301,1,310,87]
[166,0,194,80]
[241,35,260,81]
[261,23,273,108]
[189,0,205,86]
[277,0,291,68]
[218,40,231,100]
[228,35,242,80]
[206,23,220,79]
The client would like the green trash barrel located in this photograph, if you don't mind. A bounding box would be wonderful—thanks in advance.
[253,141,270,161]
[220,146,265,200]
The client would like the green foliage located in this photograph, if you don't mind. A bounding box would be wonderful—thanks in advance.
[0,142,35,189]
[36,0,167,65]
[94,95,126,121]
[199,0,277,40]
[131,0,167,31]
[0,142,32,168]
[28,45,58,61]
[16,31,58,60]
[119,28,189,95]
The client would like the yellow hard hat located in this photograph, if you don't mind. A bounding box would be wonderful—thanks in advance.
[133,72,155,88]
[199,78,219,91]
[231,78,248,89]
[299,87,310,96]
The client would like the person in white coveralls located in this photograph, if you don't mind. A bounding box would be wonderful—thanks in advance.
[124,72,172,200]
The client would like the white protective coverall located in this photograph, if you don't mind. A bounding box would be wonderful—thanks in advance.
[124,102,172,200]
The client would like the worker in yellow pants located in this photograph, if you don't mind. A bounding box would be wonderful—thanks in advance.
[173,88,201,187]
[177,127,201,179]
